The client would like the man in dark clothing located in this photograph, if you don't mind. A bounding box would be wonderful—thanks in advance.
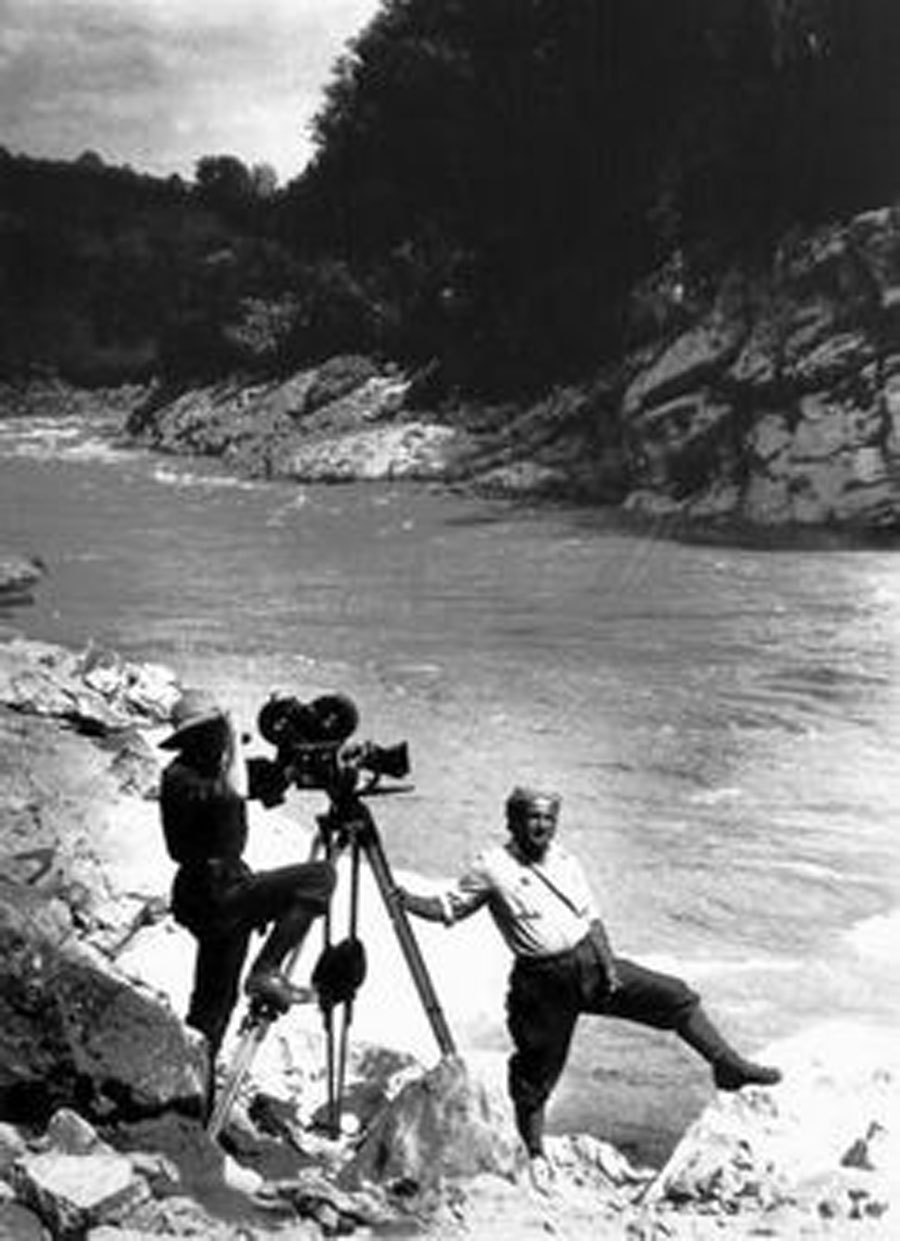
[159,688,335,1083]
[397,785,781,1187]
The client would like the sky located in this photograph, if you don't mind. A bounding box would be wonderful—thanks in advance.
[0,0,381,184]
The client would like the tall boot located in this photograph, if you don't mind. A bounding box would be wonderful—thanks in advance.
[679,1003,782,1091]
[514,1100,547,1159]
[245,908,318,1012]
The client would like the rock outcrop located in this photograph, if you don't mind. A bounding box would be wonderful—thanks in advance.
[128,358,475,483]
[0,881,206,1124]
[619,209,900,532]
[339,1055,521,1191]
[0,636,180,738]
[0,554,45,604]
[0,633,204,1132]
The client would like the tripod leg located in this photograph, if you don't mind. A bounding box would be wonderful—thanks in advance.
[330,840,363,1136]
[361,819,456,1057]
[333,1001,353,1137]
[323,1005,336,1133]
[320,822,339,1134]
[207,1008,272,1140]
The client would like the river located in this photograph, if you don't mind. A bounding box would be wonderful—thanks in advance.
[2,405,899,1163]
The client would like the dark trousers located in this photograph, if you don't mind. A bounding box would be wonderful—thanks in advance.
[182,859,335,1056]
[506,937,699,1125]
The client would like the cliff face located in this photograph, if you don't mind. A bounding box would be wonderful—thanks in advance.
[111,207,900,536]
[619,209,900,533]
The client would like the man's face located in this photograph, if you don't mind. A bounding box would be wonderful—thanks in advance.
[511,800,558,862]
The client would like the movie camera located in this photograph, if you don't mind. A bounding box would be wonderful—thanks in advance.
[256,691,410,797]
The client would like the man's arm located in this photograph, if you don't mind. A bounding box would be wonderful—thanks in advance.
[394,888,453,923]
[589,917,621,992]
[395,859,492,926]
[221,715,248,798]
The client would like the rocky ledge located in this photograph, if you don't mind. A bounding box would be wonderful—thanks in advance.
[113,206,900,539]
[0,596,898,1238]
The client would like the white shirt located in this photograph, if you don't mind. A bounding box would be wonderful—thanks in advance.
[441,840,599,958]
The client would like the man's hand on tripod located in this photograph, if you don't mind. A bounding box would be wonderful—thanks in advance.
[393,886,453,925]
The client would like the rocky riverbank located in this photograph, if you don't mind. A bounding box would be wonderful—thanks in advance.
[1,561,899,1238]
[4,206,900,541]
[112,206,900,539]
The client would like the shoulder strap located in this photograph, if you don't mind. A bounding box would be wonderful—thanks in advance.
[527,860,584,916]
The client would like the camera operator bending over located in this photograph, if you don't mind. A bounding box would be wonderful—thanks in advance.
[159,689,336,1080]
[396,785,781,1181]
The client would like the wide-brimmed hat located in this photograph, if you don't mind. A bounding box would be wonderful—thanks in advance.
[159,688,225,750]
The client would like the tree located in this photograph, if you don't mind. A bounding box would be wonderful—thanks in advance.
[194,155,255,219]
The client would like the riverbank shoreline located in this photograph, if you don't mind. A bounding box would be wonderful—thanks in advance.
[3,372,900,553]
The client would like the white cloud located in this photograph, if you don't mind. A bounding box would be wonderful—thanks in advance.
[0,0,380,180]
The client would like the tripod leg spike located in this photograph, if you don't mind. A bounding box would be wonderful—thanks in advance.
[207,1012,272,1141]
[334,999,354,1137]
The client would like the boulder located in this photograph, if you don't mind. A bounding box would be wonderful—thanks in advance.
[339,1055,521,1192]
[0,882,205,1124]
[276,421,461,482]
[0,1201,46,1240]
[643,1023,900,1231]
[12,1150,148,1239]
[0,554,45,603]
[0,638,179,736]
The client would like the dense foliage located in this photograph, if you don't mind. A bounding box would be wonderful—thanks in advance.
[3,1,900,394]
[0,149,307,384]
[293,0,900,392]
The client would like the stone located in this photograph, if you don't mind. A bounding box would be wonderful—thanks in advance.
[273,1171,395,1231]
[645,1022,900,1224]
[278,421,460,482]
[0,1124,27,1177]
[78,645,179,724]
[45,1109,106,1155]
[12,1150,149,1238]
[0,884,205,1123]
[622,322,742,418]
[340,1055,520,1192]
[0,638,180,739]
[0,1201,46,1241]
[0,554,45,602]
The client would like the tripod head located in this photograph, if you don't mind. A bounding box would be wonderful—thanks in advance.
[255,691,411,805]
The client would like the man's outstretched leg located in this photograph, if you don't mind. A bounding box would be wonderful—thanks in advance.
[678,1002,782,1091]
[600,957,781,1092]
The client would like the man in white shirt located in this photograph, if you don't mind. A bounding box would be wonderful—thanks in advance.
[397,785,781,1178]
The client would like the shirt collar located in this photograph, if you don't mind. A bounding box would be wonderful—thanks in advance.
[506,838,558,868]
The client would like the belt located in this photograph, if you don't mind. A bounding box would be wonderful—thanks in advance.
[515,933,592,968]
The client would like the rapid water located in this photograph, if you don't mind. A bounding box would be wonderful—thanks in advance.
[2,406,899,1162]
